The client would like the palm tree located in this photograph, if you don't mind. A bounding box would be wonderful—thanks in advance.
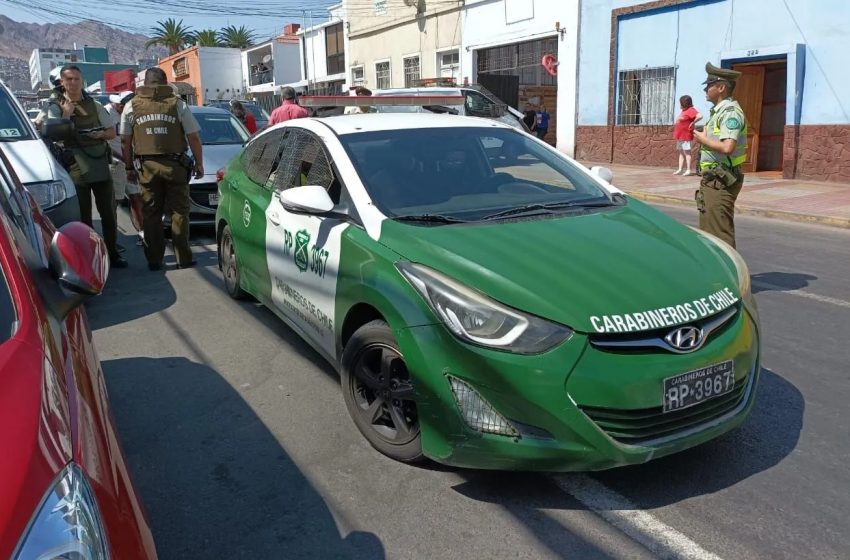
[145,18,194,55]
[193,29,221,47]
[219,25,257,49]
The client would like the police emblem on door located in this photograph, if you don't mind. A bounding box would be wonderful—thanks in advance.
[294,229,311,272]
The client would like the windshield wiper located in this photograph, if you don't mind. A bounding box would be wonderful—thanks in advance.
[392,213,468,224]
[481,198,614,220]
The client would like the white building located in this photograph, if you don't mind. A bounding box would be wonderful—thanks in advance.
[461,0,580,153]
[293,4,347,95]
[29,48,79,90]
[242,25,302,111]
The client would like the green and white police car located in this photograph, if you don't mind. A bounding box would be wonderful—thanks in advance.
[214,108,760,471]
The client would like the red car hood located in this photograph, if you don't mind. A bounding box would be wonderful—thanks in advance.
[0,337,72,557]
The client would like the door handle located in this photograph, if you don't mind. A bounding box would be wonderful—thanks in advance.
[267,211,280,225]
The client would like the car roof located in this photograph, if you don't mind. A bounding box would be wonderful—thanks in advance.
[316,113,514,135]
[189,105,232,115]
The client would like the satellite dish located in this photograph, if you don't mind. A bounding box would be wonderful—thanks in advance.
[262,54,272,64]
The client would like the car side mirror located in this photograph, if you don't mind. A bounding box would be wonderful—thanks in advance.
[41,118,75,142]
[46,222,109,318]
[590,166,614,184]
[278,185,335,214]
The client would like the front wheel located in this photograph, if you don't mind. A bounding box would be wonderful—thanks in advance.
[341,320,424,463]
[219,225,246,299]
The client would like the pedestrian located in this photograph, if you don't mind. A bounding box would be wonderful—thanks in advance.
[120,67,204,271]
[105,91,144,244]
[229,99,257,134]
[535,105,551,141]
[268,86,309,126]
[344,85,373,114]
[522,108,537,133]
[692,62,748,248]
[47,65,128,268]
[673,95,702,176]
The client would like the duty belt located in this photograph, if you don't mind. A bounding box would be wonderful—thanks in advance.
[136,153,184,162]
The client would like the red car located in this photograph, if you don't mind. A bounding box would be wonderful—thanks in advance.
[0,146,157,559]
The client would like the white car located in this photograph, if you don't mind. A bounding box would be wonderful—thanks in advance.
[0,80,79,225]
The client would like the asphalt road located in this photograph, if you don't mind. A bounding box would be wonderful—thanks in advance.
[89,204,850,560]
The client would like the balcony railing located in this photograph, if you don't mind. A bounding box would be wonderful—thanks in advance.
[249,68,272,86]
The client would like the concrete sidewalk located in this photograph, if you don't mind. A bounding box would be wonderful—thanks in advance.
[585,162,850,229]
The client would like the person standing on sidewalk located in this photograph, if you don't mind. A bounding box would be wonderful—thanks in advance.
[47,65,127,268]
[268,86,309,126]
[673,95,701,176]
[535,105,551,141]
[692,62,748,248]
[120,67,204,271]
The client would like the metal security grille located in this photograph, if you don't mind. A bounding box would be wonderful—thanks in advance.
[376,61,390,89]
[404,56,420,88]
[617,66,676,125]
[477,37,558,86]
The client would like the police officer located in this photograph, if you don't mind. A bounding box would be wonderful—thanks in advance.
[692,62,748,248]
[120,67,203,271]
[47,65,128,268]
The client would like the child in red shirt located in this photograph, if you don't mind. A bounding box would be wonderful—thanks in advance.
[673,95,701,176]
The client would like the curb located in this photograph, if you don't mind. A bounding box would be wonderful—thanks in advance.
[627,191,850,230]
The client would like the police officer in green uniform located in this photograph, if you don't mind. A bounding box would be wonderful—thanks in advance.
[47,65,128,267]
[692,62,748,249]
[120,67,204,271]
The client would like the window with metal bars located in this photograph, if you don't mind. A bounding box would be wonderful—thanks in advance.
[351,65,365,86]
[403,56,420,88]
[616,66,676,125]
[172,57,188,78]
[476,37,558,86]
[375,61,390,89]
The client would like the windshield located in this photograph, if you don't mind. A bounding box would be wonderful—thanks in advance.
[341,127,614,222]
[0,88,35,141]
[195,112,250,145]
[245,103,269,121]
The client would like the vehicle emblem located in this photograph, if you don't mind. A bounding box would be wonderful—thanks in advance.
[242,200,252,227]
[664,326,704,352]
[294,229,311,272]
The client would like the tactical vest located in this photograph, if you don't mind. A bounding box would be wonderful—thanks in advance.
[699,98,748,170]
[59,95,105,149]
[131,86,188,156]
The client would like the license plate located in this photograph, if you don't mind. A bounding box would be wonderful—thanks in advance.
[208,193,220,206]
[662,360,734,413]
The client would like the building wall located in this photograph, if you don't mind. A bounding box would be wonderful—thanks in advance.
[273,41,302,86]
[159,47,202,104]
[347,0,461,89]
[577,0,850,181]
[198,47,244,104]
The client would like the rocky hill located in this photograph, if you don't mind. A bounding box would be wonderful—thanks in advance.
[0,15,166,64]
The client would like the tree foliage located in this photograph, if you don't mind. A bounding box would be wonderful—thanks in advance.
[193,29,221,47]
[145,18,194,55]
[219,25,257,49]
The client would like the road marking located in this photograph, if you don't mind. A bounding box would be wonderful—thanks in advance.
[554,475,725,560]
[753,281,850,309]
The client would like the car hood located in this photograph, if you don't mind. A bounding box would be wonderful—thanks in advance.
[194,143,242,183]
[2,140,57,184]
[379,201,742,333]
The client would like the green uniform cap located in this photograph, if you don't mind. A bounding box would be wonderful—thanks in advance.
[702,62,741,85]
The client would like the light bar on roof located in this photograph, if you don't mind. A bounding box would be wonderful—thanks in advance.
[298,95,465,107]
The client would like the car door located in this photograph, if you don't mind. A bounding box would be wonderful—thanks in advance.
[229,128,286,299]
[265,128,349,361]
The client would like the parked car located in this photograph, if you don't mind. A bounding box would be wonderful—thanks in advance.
[215,113,760,471]
[205,99,270,130]
[0,79,79,225]
[0,146,157,558]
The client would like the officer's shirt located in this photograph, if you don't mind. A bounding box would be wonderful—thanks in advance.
[46,95,112,127]
[119,98,201,137]
[708,98,745,142]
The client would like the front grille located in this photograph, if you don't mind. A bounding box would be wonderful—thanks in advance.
[579,371,753,445]
[190,183,217,209]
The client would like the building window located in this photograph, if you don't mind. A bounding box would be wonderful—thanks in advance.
[439,50,459,83]
[476,37,558,87]
[617,66,676,126]
[172,57,189,78]
[403,56,420,87]
[325,23,345,75]
[351,65,365,86]
[375,61,391,89]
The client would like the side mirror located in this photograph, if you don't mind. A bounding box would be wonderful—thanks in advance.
[46,222,109,318]
[41,118,75,142]
[590,166,614,184]
[278,185,334,214]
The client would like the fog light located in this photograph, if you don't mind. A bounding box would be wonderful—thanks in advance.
[448,376,518,437]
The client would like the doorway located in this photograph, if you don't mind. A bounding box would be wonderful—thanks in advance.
[731,60,787,173]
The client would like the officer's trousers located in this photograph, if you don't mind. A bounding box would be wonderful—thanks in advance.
[138,159,193,266]
[695,168,744,248]
[70,169,118,258]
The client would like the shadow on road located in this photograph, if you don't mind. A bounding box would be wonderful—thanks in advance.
[103,357,384,560]
[751,271,818,294]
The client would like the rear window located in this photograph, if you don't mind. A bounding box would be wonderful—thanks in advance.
[0,87,35,141]
[194,112,250,145]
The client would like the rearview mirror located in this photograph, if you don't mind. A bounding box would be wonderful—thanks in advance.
[278,185,335,214]
[47,222,109,318]
[41,118,75,142]
[590,166,614,184]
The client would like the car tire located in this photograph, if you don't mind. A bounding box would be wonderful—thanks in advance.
[341,320,424,463]
[219,225,247,299]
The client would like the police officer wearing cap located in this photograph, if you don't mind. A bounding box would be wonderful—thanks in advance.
[692,62,748,248]
[120,67,203,271]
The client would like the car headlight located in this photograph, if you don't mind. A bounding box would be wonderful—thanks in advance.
[14,464,110,560]
[26,180,68,209]
[690,227,751,299]
[397,262,572,354]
